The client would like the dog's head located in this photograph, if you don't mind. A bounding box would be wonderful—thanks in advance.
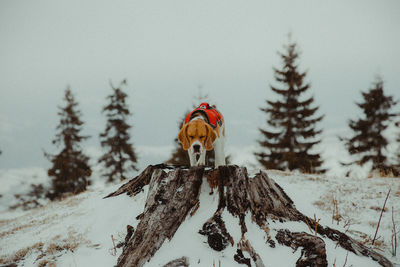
[178,120,217,155]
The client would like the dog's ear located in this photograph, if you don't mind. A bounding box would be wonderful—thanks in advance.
[205,124,217,151]
[178,124,190,150]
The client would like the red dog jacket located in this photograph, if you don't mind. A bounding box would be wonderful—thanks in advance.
[185,103,222,129]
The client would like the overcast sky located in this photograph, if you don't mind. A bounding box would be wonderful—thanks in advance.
[1,0,399,168]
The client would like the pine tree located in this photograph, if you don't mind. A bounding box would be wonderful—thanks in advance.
[45,88,92,200]
[98,80,138,182]
[340,77,397,175]
[255,39,324,173]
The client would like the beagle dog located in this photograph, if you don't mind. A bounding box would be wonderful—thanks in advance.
[178,103,226,168]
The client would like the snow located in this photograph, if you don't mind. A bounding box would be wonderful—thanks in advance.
[1,144,400,266]
[0,181,147,266]
[269,171,400,266]
[0,167,50,216]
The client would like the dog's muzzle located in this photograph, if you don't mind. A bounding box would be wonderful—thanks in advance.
[193,144,201,153]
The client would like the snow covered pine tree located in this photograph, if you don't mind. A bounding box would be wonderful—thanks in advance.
[45,88,92,200]
[98,79,139,183]
[255,38,324,174]
[340,76,398,176]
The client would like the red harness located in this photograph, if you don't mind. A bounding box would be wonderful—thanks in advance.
[185,103,222,129]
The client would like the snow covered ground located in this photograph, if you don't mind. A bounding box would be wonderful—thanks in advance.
[1,141,400,266]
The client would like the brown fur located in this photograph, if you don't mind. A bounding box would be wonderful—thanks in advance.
[178,119,218,151]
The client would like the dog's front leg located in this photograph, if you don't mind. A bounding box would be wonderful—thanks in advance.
[198,152,206,166]
[214,137,226,168]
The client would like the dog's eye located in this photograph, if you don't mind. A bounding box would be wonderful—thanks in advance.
[199,136,205,139]
[189,136,194,139]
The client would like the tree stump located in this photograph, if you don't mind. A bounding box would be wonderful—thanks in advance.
[105,164,393,267]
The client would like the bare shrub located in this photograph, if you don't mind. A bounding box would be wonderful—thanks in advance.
[392,206,398,256]
[0,242,44,265]
[332,196,342,224]
[10,184,47,211]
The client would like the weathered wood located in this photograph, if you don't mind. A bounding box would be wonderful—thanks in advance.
[214,166,392,267]
[104,165,154,198]
[217,166,301,227]
[247,170,301,223]
[234,249,251,267]
[116,225,134,248]
[163,256,189,267]
[104,164,187,199]
[113,166,204,267]
[237,238,266,267]
[106,165,393,267]
[302,216,393,267]
[275,229,328,267]
[199,210,234,251]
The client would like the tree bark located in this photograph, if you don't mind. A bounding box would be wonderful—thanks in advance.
[275,229,328,267]
[163,257,189,267]
[106,165,203,267]
[105,165,393,267]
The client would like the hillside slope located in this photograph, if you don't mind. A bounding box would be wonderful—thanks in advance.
[0,167,399,266]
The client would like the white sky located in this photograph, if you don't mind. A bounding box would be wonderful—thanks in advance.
[1,0,399,168]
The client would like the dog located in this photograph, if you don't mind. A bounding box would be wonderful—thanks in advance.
[178,103,226,168]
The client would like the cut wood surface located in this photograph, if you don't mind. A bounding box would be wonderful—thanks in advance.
[105,164,393,267]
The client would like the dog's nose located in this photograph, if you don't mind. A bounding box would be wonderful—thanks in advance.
[193,144,200,153]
